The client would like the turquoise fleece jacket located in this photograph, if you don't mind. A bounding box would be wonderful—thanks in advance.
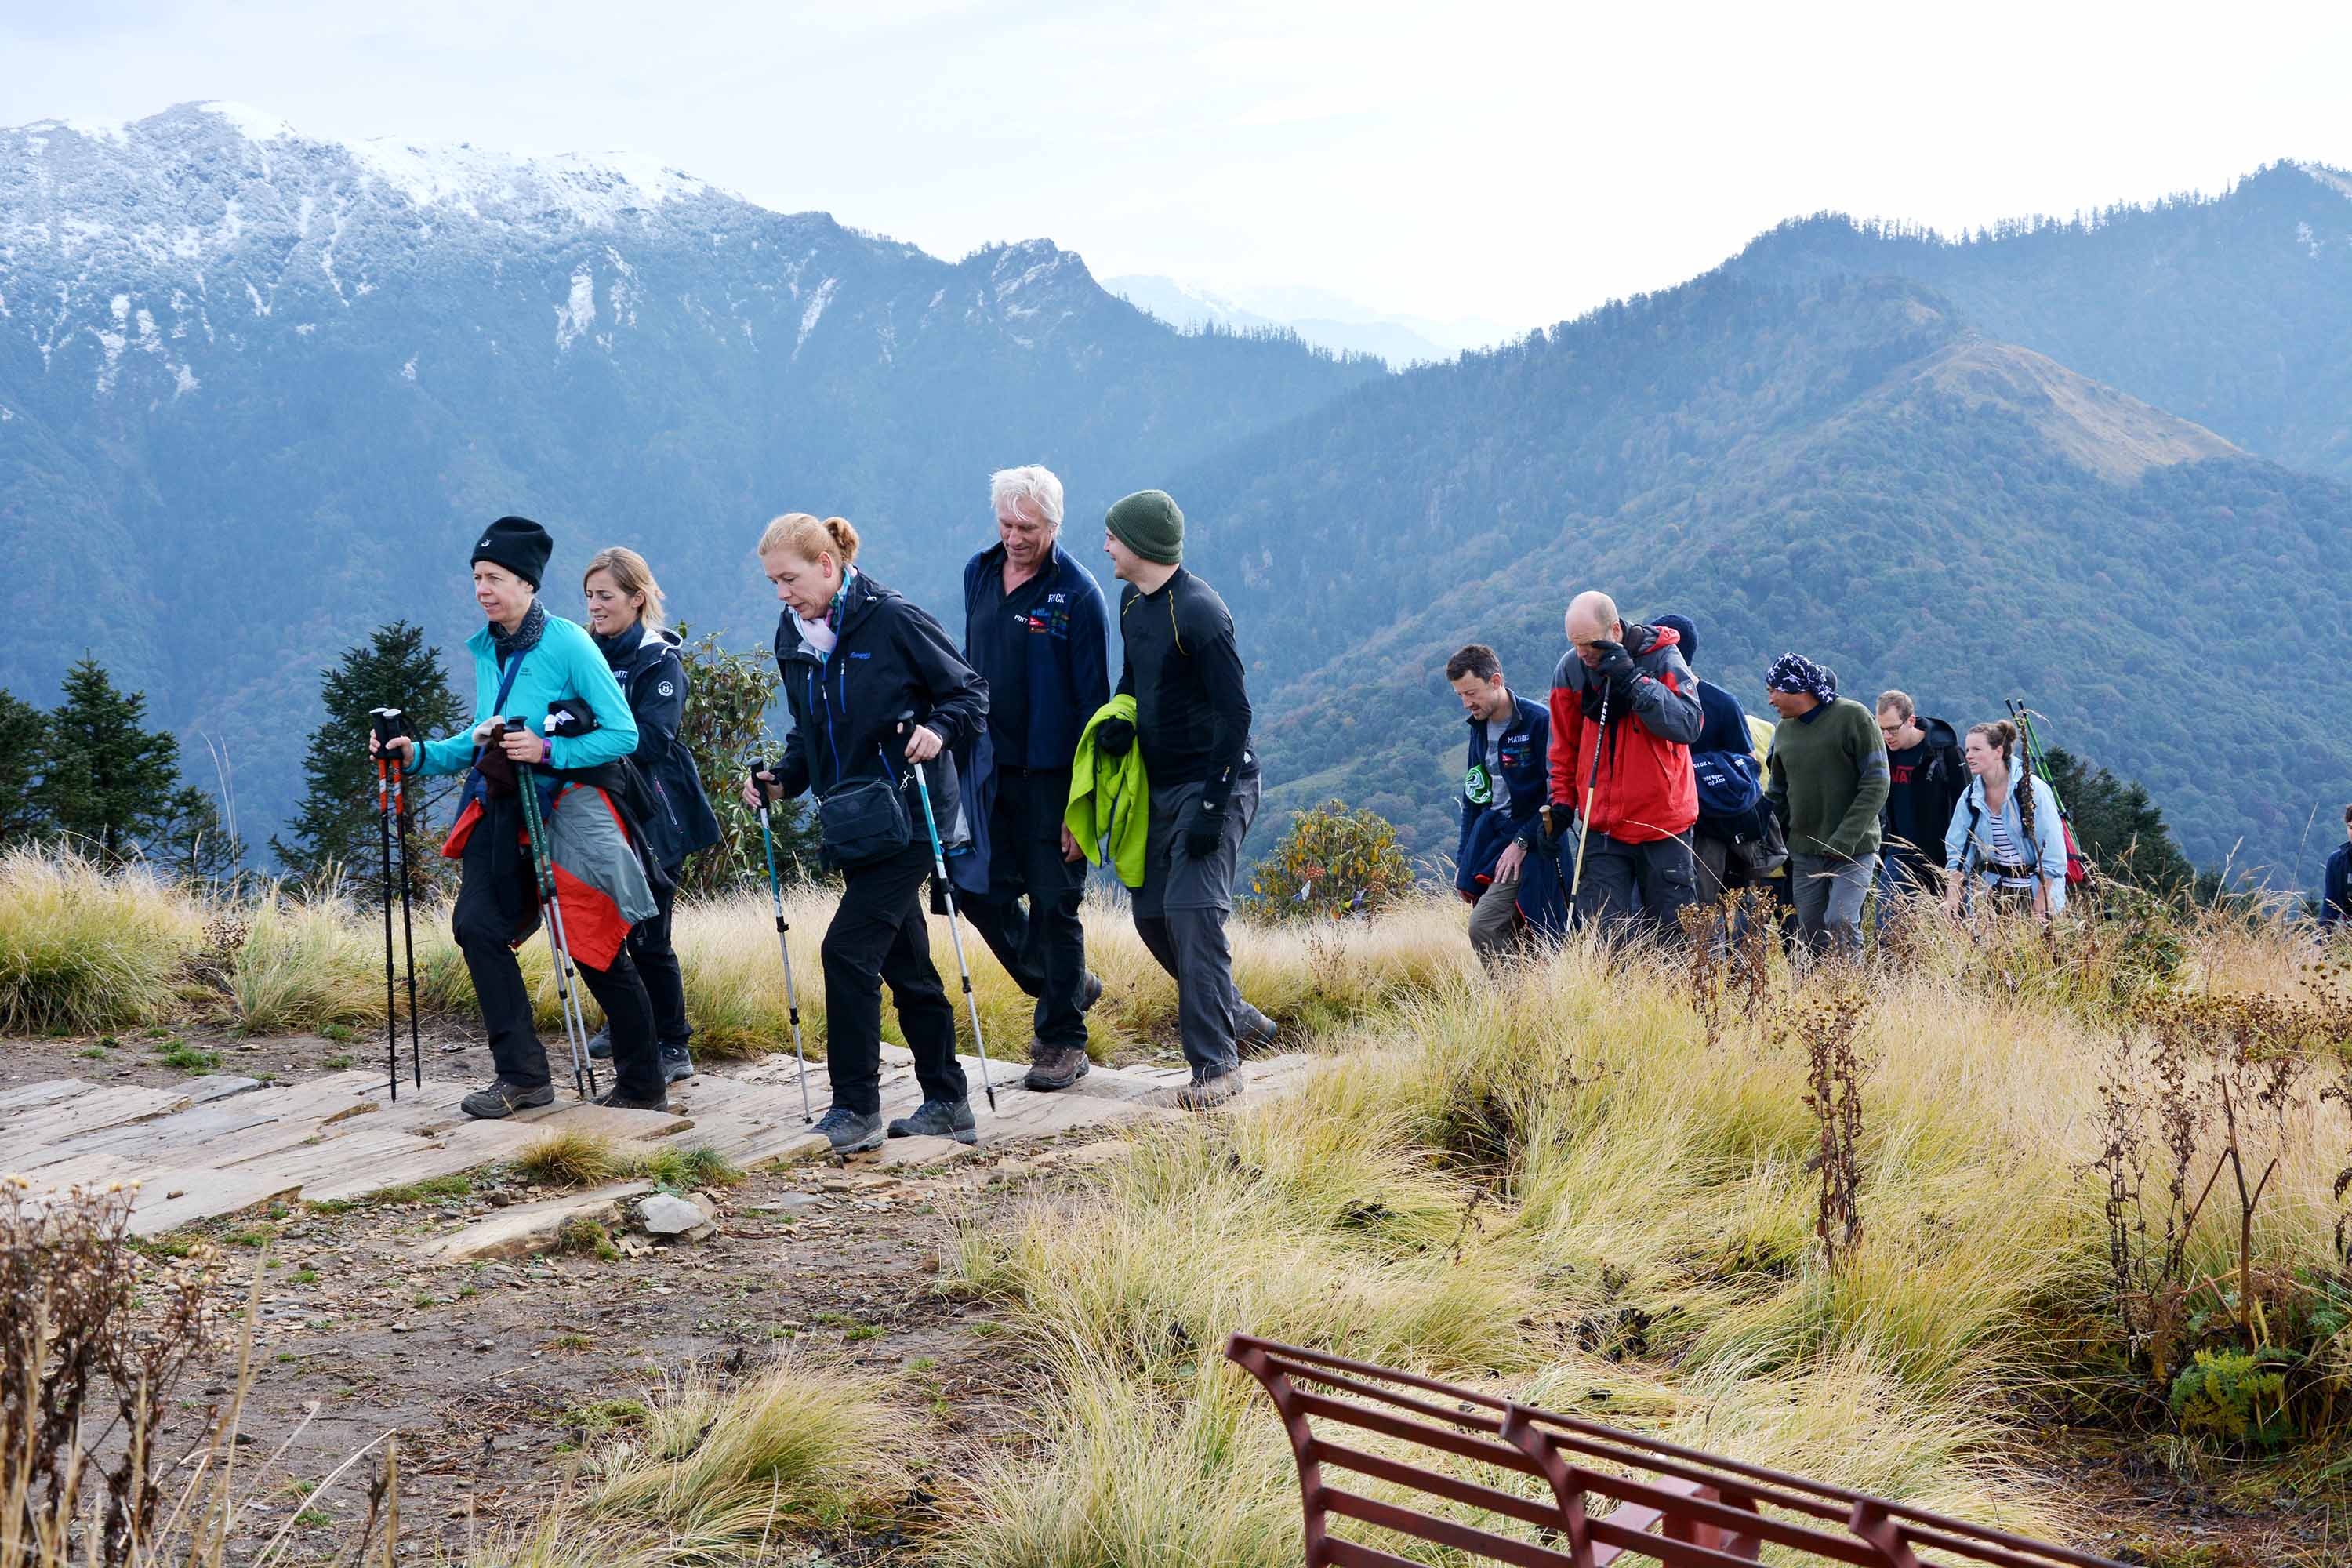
[416,614,640,778]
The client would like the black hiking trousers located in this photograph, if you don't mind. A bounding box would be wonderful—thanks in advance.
[818,840,968,1116]
[452,821,662,1101]
[960,768,1090,1052]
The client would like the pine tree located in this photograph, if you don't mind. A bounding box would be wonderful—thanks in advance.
[272,622,463,900]
[2044,747,2195,892]
[0,690,45,848]
[31,659,187,864]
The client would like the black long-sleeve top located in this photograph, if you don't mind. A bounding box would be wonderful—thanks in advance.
[1115,567,1257,797]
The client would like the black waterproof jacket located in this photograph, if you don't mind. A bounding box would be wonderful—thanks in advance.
[594,623,723,873]
[770,570,989,804]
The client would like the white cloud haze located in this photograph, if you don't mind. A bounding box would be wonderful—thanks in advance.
[5,0,2348,332]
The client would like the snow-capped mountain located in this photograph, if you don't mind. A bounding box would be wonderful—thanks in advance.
[0,103,1378,848]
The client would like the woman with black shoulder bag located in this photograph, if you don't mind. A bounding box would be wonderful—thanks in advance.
[742,513,989,1154]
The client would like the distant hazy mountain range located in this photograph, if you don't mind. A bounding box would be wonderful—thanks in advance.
[1105,274,1514,366]
[3,103,2346,884]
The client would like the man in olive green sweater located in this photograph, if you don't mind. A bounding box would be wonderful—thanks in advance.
[1762,654,1888,961]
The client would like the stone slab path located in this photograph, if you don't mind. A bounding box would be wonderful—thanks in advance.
[0,1049,1312,1236]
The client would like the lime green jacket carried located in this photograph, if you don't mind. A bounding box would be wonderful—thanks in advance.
[1066,695,1150,888]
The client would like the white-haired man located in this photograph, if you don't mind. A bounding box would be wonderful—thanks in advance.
[960,465,1112,1090]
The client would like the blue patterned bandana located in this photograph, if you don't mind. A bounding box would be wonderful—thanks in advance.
[1766,652,1838,705]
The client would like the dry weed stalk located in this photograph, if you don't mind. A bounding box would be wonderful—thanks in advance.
[1780,982,1870,1270]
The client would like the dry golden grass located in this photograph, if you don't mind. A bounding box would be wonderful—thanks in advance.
[0,844,207,1033]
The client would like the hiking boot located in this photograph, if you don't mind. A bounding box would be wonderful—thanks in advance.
[586,1027,612,1061]
[887,1098,978,1145]
[1078,972,1105,1013]
[811,1106,886,1156]
[1174,1066,1246,1112]
[597,1084,670,1112]
[658,1044,695,1083]
[460,1079,555,1120]
[1237,1008,1279,1056]
[1022,1044,1091,1093]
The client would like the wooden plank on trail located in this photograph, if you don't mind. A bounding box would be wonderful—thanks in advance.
[525,1103,694,1141]
[180,1075,263,1105]
[127,1167,308,1236]
[0,1086,191,1163]
[0,1080,100,1112]
[411,1181,657,1264]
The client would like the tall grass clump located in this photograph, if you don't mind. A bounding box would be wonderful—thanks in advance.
[0,845,206,1033]
[586,1358,907,1551]
[230,882,382,1034]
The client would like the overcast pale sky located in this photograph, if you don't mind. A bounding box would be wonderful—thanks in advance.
[6,0,2348,332]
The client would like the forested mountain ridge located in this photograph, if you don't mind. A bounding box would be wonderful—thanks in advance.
[0,103,1378,840]
[1173,274,2352,885]
[1724,161,2352,479]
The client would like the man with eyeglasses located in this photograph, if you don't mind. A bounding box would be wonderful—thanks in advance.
[1875,690,1967,898]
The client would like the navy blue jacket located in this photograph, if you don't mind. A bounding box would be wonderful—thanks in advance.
[594,623,721,873]
[1453,690,1568,938]
[1690,677,1751,759]
[2325,843,2352,927]
[961,542,1110,771]
[771,570,989,806]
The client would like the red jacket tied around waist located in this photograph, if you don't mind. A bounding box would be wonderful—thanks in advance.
[1546,620,1705,844]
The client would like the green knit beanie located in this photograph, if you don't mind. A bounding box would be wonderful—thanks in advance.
[1105,489,1185,565]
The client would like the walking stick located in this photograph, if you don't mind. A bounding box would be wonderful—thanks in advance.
[750,758,814,1123]
[373,709,423,1094]
[507,720,598,1100]
[371,718,401,1101]
[1570,681,1612,898]
[893,725,996,1111]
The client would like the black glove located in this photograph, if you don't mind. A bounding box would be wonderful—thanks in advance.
[1541,802,1573,846]
[1592,639,1637,682]
[545,698,599,738]
[1095,717,1134,757]
[1178,794,1225,860]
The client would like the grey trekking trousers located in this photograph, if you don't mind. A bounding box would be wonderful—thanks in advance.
[1132,773,1269,1077]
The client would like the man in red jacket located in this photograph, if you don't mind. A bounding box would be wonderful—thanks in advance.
[1542,590,1704,935]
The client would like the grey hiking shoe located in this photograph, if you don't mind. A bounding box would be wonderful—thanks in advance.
[1023,1044,1091,1092]
[460,1079,555,1120]
[1174,1067,1246,1112]
[1078,972,1105,1013]
[811,1105,886,1155]
[658,1044,695,1083]
[586,1026,613,1061]
[887,1098,978,1145]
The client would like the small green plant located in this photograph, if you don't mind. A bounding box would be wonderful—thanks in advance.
[156,1040,222,1073]
[1247,799,1414,923]
[293,1269,319,1285]
[2169,1348,2291,1448]
[320,1022,355,1042]
[294,1508,332,1529]
[77,1047,107,1060]
[321,1054,353,1070]
[557,1216,621,1261]
[564,1396,649,1436]
[844,1324,882,1342]
[411,1291,437,1308]
[222,1225,276,1249]
[547,1332,593,1352]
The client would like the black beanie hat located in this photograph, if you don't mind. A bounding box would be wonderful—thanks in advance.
[1655,613,1699,667]
[471,515,552,590]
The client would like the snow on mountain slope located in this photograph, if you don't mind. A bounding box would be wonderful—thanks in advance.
[0,101,1120,407]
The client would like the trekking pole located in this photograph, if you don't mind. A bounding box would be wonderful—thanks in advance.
[508,720,598,1100]
[373,709,423,1093]
[892,724,996,1111]
[1570,682,1612,899]
[370,717,401,1102]
[750,757,814,1123]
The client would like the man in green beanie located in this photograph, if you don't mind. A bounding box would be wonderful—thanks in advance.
[1097,489,1276,1109]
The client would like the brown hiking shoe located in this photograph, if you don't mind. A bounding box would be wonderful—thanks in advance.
[1023,1044,1091,1092]
[1173,1068,1245,1112]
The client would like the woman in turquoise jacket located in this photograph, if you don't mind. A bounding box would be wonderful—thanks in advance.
[1940,718,2067,919]
[373,517,666,1118]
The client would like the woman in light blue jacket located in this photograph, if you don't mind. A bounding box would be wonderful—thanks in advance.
[1941,719,2067,918]
[372,517,664,1118]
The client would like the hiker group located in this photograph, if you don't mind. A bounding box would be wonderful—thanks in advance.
[371,470,1271,1152]
[1448,593,2079,968]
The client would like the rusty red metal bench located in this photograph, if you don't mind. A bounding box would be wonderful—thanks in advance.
[1226,1334,2126,1568]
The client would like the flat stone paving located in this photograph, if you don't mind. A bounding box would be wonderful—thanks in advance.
[0,1048,1312,1235]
